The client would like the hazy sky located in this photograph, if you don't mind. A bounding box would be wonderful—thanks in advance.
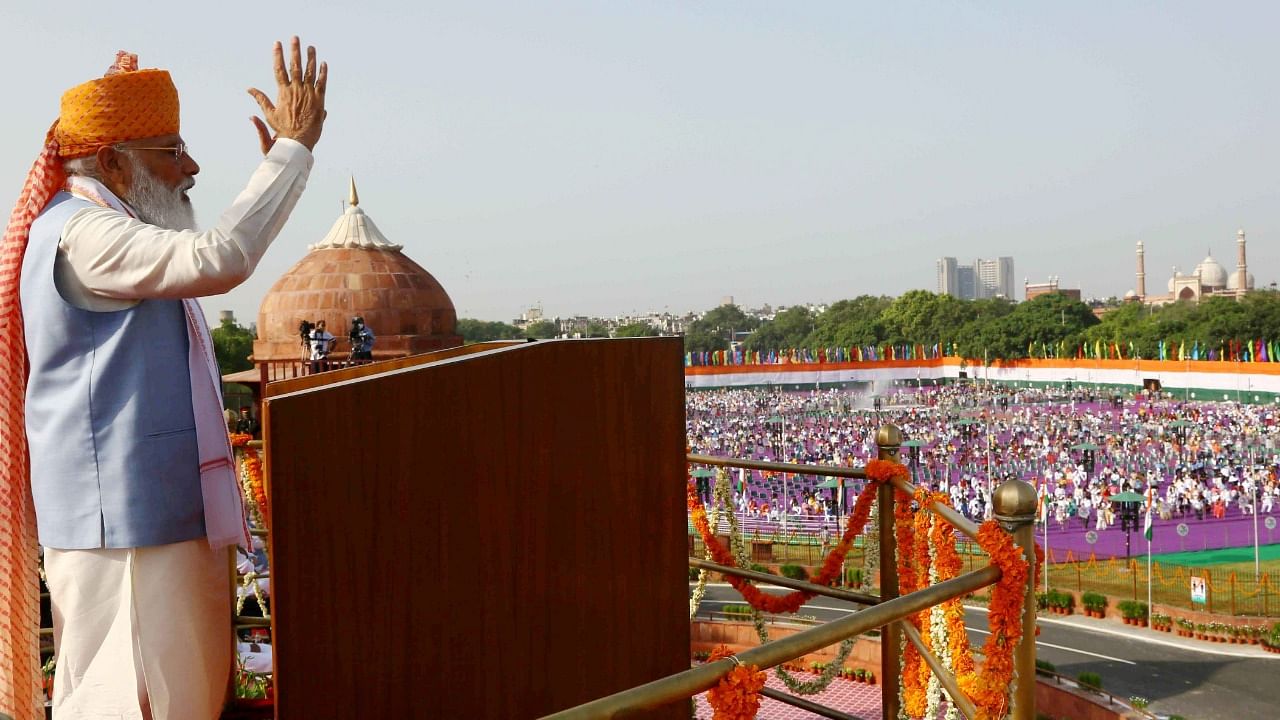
[3,1,1278,325]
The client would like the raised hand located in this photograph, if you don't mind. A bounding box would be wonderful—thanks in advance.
[247,37,328,153]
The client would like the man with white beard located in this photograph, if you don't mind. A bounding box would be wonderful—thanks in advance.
[0,39,327,719]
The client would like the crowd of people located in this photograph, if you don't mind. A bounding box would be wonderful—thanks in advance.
[686,383,1280,531]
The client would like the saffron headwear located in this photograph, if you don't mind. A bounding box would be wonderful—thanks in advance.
[0,51,180,719]
[55,52,180,158]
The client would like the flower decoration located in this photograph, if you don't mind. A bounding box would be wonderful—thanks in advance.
[687,459,907,615]
[706,646,766,720]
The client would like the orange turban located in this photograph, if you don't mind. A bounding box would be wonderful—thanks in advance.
[0,50,179,720]
[54,52,180,158]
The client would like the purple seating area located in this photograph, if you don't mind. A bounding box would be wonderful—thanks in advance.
[688,386,1280,560]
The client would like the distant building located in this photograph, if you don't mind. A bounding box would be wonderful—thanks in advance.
[956,266,976,300]
[1127,232,1255,305]
[975,257,1015,299]
[937,257,959,296]
[1024,277,1081,302]
[937,256,1013,299]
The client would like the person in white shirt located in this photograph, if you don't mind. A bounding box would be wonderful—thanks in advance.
[309,319,337,372]
[1,39,327,719]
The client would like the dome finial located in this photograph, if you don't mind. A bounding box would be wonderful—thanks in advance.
[349,176,360,207]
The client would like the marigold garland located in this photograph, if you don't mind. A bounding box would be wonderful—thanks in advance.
[689,459,1034,720]
[956,520,1030,720]
[230,433,269,531]
[890,488,1031,720]
[928,495,974,679]
[706,645,765,720]
[687,459,908,615]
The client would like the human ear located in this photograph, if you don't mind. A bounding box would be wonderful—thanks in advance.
[95,146,132,195]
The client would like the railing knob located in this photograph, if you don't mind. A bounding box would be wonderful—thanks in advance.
[875,423,902,461]
[992,479,1038,531]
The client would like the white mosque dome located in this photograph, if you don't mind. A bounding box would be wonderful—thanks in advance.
[1227,271,1255,291]
[1194,255,1228,288]
[1124,289,1138,300]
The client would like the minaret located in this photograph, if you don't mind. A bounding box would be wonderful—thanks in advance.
[1236,228,1248,296]
[1135,241,1146,300]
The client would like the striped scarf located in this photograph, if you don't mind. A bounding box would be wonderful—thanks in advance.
[0,128,63,720]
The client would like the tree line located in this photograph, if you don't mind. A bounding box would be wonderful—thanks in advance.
[212,289,1280,372]
[683,290,1280,361]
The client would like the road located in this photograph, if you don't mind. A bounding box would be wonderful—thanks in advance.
[695,585,1280,720]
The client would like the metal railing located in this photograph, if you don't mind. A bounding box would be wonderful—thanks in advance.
[541,424,1039,720]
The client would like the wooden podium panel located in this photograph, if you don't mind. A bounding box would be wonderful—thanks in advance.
[263,338,688,718]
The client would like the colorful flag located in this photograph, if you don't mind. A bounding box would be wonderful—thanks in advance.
[1143,504,1153,542]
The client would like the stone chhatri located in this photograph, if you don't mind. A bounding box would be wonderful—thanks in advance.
[253,179,462,361]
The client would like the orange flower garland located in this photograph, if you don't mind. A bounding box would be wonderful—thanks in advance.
[229,433,269,530]
[892,486,926,716]
[690,459,1034,720]
[928,494,974,678]
[890,489,1031,719]
[687,459,908,615]
[957,519,1030,720]
[706,645,766,720]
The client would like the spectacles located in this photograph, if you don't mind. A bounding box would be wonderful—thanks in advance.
[118,142,190,161]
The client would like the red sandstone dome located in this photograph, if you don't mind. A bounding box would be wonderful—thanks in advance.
[253,181,463,361]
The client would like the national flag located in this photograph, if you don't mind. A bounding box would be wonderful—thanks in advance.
[1143,504,1153,542]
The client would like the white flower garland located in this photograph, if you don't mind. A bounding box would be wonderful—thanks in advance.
[688,469,729,619]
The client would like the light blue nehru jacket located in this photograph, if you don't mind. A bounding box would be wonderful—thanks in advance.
[22,192,205,550]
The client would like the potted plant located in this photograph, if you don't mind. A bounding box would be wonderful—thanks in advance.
[1176,618,1194,637]
[1081,592,1107,618]
[855,668,868,683]
[865,670,876,685]
[1133,602,1148,626]
[1076,671,1103,692]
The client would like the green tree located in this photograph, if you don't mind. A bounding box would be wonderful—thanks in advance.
[684,304,759,352]
[615,322,658,337]
[583,321,610,338]
[456,318,524,343]
[745,306,814,352]
[952,298,1017,359]
[211,318,254,376]
[525,320,559,339]
[807,296,893,348]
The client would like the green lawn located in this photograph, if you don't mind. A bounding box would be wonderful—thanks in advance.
[1151,543,1280,567]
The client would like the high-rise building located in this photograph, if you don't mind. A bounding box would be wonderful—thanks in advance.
[936,257,959,297]
[935,256,1015,300]
[956,266,976,300]
[974,257,1015,299]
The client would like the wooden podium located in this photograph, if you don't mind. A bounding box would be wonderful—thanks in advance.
[261,338,689,718]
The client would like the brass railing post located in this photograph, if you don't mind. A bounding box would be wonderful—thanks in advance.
[876,423,902,720]
[993,479,1038,720]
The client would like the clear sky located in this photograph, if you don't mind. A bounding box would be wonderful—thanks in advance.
[3,1,1278,325]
